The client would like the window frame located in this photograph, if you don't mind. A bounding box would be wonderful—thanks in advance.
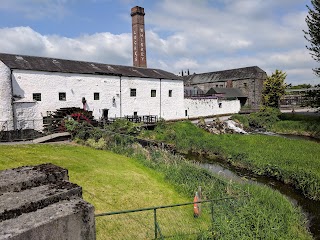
[151,89,156,97]
[130,88,137,97]
[59,92,66,101]
[94,92,100,100]
[33,93,41,101]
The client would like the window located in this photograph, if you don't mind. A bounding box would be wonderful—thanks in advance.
[59,92,66,101]
[94,92,100,100]
[244,83,248,88]
[130,88,136,97]
[185,110,188,117]
[169,90,172,97]
[151,90,156,97]
[33,93,41,101]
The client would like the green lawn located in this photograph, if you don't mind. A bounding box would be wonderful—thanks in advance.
[0,144,192,239]
[0,143,312,239]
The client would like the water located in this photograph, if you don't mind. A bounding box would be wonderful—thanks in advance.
[187,154,320,239]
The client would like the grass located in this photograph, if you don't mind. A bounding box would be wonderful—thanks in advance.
[141,121,320,200]
[0,144,191,239]
[270,113,320,138]
[0,143,312,239]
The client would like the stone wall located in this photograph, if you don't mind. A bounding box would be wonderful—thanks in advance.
[0,164,95,240]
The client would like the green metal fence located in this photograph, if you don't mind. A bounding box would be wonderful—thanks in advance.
[95,194,249,239]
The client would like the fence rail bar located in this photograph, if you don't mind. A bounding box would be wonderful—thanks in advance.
[95,194,250,217]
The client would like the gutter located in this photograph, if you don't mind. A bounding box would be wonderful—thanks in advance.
[10,69,16,130]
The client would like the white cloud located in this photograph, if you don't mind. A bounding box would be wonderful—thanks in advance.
[0,27,132,65]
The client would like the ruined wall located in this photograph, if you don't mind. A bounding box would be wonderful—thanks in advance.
[0,164,95,240]
[184,98,240,118]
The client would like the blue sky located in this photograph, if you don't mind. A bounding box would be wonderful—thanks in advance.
[0,0,318,85]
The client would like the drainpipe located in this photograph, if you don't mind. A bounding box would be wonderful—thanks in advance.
[10,69,16,130]
[119,75,122,118]
[160,79,162,119]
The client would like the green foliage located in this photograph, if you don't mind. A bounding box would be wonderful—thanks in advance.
[0,139,312,238]
[271,113,320,138]
[304,0,320,76]
[105,119,142,135]
[86,138,107,150]
[143,121,320,200]
[262,70,287,108]
[305,85,320,108]
[231,108,281,129]
[247,107,281,129]
[287,84,313,89]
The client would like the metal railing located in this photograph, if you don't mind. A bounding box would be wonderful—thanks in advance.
[95,195,249,239]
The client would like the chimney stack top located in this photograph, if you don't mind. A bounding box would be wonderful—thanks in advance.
[131,6,145,17]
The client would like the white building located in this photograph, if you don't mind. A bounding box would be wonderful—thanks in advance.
[0,53,240,131]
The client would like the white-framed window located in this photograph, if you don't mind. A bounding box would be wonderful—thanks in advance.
[151,89,156,97]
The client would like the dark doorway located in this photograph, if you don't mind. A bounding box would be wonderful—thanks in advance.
[102,109,109,120]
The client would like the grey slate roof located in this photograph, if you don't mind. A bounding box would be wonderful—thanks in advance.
[183,66,267,85]
[206,88,246,98]
[0,53,182,80]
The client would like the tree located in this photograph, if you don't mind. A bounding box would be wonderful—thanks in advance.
[304,0,320,77]
[305,84,320,108]
[262,70,287,108]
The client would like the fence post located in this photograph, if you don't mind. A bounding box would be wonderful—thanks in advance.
[154,208,157,239]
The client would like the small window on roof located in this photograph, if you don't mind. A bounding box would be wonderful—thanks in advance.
[15,56,24,60]
[59,92,66,101]
[33,93,41,101]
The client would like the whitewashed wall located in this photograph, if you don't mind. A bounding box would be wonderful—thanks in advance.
[10,70,184,130]
[3,67,241,131]
[0,61,14,130]
[160,79,185,120]
[12,70,121,121]
[184,98,240,118]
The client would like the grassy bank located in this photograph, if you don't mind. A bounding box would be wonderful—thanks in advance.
[232,110,320,138]
[141,121,320,200]
[270,113,320,138]
[0,143,312,239]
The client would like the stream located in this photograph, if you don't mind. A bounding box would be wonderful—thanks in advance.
[185,153,320,239]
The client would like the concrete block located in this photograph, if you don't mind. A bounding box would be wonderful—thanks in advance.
[0,163,68,194]
[0,181,82,221]
[0,199,95,240]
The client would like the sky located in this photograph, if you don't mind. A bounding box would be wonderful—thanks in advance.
[0,0,318,85]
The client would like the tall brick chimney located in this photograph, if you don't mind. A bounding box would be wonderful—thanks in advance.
[131,6,147,68]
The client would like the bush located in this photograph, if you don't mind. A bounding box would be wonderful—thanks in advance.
[105,119,142,135]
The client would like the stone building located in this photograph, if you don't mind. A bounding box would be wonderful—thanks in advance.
[0,53,241,131]
[183,66,267,108]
